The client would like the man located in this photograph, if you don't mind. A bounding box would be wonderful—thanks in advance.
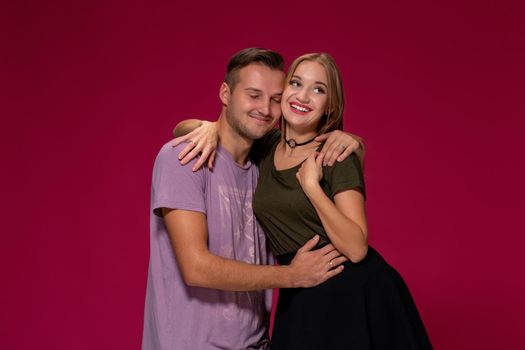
[142,48,358,350]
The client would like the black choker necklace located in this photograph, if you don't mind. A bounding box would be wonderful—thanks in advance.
[285,134,318,149]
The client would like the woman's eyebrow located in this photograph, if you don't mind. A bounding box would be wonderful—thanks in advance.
[291,75,327,88]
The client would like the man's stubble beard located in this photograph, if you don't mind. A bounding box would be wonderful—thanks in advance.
[225,105,267,142]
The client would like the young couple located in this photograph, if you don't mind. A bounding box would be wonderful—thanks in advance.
[142,48,432,349]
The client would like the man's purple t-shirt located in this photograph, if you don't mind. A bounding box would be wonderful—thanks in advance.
[142,142,272,350]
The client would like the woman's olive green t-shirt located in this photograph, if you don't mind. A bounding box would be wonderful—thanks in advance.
[252,129,366,257]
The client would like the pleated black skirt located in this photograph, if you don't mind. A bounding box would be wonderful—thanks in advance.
[270,247,433,350]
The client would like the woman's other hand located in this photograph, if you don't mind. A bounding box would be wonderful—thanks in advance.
[296,152,324,195]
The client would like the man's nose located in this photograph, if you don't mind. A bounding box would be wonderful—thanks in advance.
[258,99,271,116]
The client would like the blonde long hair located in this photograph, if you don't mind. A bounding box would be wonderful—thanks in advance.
[281,53,345,137]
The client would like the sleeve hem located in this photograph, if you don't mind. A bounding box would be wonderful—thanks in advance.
[152,200,206,217]
[332,182,366,199]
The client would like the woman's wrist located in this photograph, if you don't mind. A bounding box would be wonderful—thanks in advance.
[303,180,322,198]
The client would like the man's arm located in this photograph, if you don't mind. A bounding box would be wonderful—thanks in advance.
[162,207,346,291]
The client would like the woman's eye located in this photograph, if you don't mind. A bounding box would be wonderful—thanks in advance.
[290,80,301,87]
[313,87,325,94]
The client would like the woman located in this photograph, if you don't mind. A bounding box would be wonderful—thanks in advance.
[176,53,432,349]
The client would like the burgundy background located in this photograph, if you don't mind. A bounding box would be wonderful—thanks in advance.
[1,0,524,349]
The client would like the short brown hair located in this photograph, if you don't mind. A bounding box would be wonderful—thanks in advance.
[283,53,345,135]
[225,48,285,91]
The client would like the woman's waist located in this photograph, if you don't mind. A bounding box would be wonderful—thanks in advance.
[267,232,331,258]
[276,245,378,267]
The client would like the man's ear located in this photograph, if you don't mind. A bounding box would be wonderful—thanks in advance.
[219,82,231,106]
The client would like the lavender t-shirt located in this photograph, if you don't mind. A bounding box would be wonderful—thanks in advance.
[142,142,272,350]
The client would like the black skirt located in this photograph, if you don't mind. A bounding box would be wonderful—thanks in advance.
[270,247,433,350]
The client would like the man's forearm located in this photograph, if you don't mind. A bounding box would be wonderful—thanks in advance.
[165,208,302,291]
[181,252,296,291]
[162,173,344,292]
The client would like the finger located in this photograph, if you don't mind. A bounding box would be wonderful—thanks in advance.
[337,145,355,162]
[317,243,336,255]
[178,142,197,161]
[303,153,318,170]
[192,147,211,171]
[329,256,348,267]
[327,152,340,166]
[297,235,320,253]
[318,131,337,151]
[314,134,329,142]
[315,152,324,167]
[326,143,347,166]
[207,150,217,170]
[324,265,345,279]
[320,142,338,166]
[324,249,344,262]
[171,134,190,147]
[349,139,360,152]
[335,138,360,162]
[180,145,202,165]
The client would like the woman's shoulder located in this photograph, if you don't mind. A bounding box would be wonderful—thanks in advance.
[326,152,362,172]
[324,152,366,197]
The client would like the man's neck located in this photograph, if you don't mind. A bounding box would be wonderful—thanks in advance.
[217,114,253,166]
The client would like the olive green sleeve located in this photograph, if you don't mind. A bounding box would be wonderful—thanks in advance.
[327,153,366,199]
